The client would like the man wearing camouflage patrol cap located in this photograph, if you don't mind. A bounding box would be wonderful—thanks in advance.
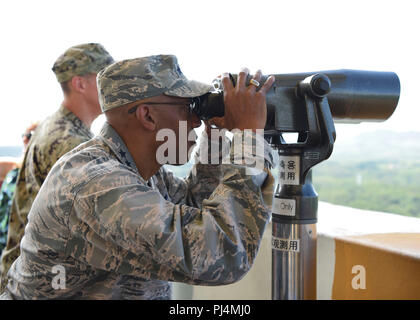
[1,54,276,299]
[0,43,114,292]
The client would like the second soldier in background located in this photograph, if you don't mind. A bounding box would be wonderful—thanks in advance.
[0,43,114,291]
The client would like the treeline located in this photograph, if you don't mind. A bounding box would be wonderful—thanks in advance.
[312,160,420,218]
[167,158,420,218]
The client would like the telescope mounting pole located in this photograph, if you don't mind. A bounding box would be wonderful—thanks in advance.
[270,74,336,300]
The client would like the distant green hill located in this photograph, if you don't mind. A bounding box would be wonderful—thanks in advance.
[313,130,420,217]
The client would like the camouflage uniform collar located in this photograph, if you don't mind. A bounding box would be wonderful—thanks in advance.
[59,104,92,135]
[99,122,150,184]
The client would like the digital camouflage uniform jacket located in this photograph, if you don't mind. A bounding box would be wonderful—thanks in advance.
[2,122,275,299]
[0,168,19,254]
[0,105,93,290]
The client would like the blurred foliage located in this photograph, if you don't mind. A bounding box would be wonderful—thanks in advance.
[312,160,420,217]
[310,130,420,218]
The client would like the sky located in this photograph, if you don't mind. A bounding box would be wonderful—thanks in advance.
[0,0,418,147]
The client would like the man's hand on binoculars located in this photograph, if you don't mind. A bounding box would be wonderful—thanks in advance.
[221,68,275,132]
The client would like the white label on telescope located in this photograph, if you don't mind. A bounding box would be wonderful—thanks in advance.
[272,237,300,253]
[278,155,300,185]
[272,198,296,216]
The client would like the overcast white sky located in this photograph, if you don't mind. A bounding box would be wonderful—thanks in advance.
[0,0,418,146]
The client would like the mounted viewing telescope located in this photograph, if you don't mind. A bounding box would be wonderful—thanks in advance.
[194,69,400,128]
[194,69,400,300]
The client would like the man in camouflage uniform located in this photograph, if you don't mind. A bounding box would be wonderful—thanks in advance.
[0,168,18,254]
[1,55,276,299]
[0,43,114,291]
[0,122,38,255]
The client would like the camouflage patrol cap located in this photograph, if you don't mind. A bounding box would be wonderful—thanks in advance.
[52,43,114,83]
[97,54,212,112]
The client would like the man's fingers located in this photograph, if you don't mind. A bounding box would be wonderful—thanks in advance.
[221,73,234,91]
[248,69,262,92]
[259,75,275,95]
[253,69,262,82]
[237,67,249,89]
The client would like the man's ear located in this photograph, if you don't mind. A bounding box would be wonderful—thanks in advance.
[135,105,157,131]
[70,76,86,93]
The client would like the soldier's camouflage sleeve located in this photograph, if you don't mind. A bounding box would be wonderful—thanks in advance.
[66,129,275,286]
[153,130,233,207]
[155,129,275,210]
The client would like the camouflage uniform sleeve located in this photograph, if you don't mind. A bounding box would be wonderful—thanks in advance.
[158,129,275,208]
[70,130,275,285]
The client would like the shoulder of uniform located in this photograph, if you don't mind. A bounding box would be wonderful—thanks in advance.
[57,139,140,184]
